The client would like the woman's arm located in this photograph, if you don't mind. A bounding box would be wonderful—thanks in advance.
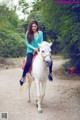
[40,31,43,43]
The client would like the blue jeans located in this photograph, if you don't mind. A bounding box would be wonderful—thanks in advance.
[22,53,33,78]
[49,60,53,73]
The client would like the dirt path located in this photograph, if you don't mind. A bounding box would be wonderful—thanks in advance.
[0,59,80,120]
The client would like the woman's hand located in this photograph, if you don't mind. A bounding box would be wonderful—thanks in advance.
[33,48,38,53]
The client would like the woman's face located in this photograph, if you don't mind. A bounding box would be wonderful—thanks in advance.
[32,23,38,33]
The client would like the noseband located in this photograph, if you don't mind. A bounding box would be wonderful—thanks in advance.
[41,53,51,67]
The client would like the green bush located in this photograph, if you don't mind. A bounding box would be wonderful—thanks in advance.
[0,4,26,58]
[0,29,26,58]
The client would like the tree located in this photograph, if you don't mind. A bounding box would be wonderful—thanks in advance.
[0,4,26,57]
[59,5,80,73]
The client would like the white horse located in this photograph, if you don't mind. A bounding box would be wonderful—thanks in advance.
[25,41,52,113]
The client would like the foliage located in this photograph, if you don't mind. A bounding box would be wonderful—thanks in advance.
[59,5,80,72]
[0,4,26,58]
[18,0,29,14]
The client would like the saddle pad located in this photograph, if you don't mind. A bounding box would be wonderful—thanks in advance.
[22,52,38,72]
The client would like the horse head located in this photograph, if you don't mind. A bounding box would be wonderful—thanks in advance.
[38,41,52,67]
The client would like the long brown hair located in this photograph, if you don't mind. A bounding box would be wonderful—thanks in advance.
[27,20,39,43]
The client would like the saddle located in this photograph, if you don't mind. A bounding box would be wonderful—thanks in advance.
[22,52,38,73]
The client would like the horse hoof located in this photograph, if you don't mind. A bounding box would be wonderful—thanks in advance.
[36,100,38,108]
[27,100,31,103]
[36,103,38,108]
[38,109,43,113]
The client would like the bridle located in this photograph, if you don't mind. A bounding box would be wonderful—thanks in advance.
[36,48,51,67]
[41,52,51,67]
[41,53,51,61]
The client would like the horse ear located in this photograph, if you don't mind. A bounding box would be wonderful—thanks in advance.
[49,43,52,47]
[38,43,42,48]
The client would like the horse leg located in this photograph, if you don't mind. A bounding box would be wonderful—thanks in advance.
[35,79,43,113]
[41,81,46,104]
[27,76,32,103]
[27,83,31,103]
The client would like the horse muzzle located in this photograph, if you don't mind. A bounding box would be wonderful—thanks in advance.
[45,60,52,67]
[44,55,52,67]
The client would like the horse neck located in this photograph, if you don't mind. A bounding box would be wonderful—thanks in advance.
[37,52,43,61]
[37,52,47,68]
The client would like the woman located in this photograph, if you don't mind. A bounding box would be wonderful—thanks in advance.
[20,20,53,86]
